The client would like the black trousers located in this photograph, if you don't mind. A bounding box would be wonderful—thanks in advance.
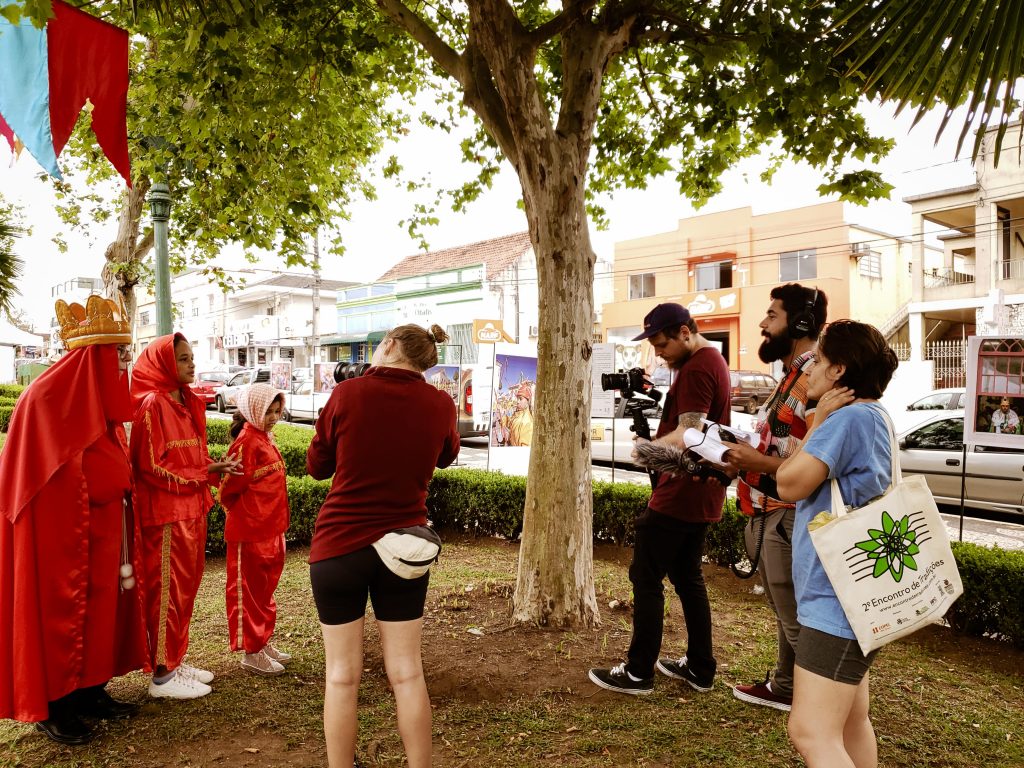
[626,509,716,681]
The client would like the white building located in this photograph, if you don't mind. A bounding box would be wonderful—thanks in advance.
[903,122,1024,387]
[135,268,352,369]
[324,231,613,365]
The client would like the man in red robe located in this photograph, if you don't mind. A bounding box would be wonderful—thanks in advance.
[0,296,146,745]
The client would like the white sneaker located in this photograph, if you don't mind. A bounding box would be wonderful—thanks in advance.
[263,643,291,664]
[149,670,212,699]
[178,661,215,684]
[241,649,285,676]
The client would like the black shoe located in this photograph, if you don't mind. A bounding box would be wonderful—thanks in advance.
[655,655,714,692]
[35,714,94,746]
[588,663,654,695]
[75,687,138,721]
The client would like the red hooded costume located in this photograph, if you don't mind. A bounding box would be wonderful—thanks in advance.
[129,333,214,672]
[0,343,146,722]
[219,384,289,653]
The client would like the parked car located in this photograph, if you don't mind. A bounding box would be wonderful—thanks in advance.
[191,371,230,407]
[891,387,966,433]
[216,367,274,412]
[898,413,1024,516]
[283,380,330,423]
[730,370,778,414]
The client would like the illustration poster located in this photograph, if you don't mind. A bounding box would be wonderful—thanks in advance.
[490,353,537,448]
[424,365,460,406]
[964,335,1024,449]
[270,361,292,391]
[314,362,337,394]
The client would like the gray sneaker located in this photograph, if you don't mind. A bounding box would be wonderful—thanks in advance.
[655,655,714,692]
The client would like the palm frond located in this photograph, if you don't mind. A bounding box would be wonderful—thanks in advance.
[835,0,1024,163]
[0,219,24,318]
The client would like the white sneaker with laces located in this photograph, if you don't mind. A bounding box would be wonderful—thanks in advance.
[242,649,285,676]
[263,643,291,664]
[149,670,212,699]
[178,661,215,684]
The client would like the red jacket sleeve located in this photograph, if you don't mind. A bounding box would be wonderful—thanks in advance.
[436,398,460,469]
[306,389,340,480]
[133,401,209,490]
[218,434,253,508]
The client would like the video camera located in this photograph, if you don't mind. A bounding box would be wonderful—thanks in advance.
[333,362,371,383]
[600,367,732,486]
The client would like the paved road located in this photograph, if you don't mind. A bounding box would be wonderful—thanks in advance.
[212,411,1024,551]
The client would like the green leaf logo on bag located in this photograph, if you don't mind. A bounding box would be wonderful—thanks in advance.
[850,510,927,583]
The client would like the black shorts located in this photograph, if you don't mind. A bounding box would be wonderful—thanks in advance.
[795,625,878,685]
[310,546,429,625]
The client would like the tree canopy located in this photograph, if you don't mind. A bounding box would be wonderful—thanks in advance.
[0,198,24,317]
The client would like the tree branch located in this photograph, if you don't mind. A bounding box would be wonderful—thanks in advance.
[374,0,464,81]
[528,0,600,47]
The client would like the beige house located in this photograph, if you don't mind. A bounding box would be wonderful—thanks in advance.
[602,201,912,374]
[903,122,1024,386]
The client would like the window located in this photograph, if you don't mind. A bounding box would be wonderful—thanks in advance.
[857,250,882,279]
[779,248,817,281]
[695,260,732,291]
[208,294,215,312]
[906,418,963,451]
[140,310,151,325]
[191,299,199,317]
[628,272,656,300]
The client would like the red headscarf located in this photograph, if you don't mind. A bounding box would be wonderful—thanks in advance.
[0,344,130,523]
[130,333,207,437]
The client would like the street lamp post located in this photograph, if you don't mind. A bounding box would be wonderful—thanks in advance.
[148,181,173,335]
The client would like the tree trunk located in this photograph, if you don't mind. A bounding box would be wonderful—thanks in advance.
[102,176,153,323]
[511,165,600,627]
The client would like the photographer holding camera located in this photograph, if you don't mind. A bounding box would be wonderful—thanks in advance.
[589,303,730,695]
[723,284,827,713]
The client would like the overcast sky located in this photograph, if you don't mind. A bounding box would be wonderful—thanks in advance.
[2,99,974,328]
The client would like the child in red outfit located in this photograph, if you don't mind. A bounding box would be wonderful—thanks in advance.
[220,384,291,676]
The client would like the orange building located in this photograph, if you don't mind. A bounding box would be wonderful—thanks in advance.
[601,201,913,374]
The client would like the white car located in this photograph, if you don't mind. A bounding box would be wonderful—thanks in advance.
[215,368,273,412]
[890,387,967,434]
[899,413,1024,516]
[284,380,332,423]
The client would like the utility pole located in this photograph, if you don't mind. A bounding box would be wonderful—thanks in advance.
[311,230,321,367]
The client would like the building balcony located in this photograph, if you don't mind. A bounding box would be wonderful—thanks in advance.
[922,267,977,301]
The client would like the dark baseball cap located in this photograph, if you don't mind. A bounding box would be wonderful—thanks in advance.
[632,303,691,341]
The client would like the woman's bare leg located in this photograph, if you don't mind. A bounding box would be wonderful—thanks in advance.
[320,619,365,768]
[378,618,431,768]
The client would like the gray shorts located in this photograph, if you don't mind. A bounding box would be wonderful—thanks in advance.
[795,625,878,685]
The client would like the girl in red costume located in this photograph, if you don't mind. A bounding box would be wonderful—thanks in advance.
[220,383,292,676]
[129,334,240,700]
[0,296,146,745]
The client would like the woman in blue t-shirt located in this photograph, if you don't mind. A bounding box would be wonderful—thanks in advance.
[776,320,899,768]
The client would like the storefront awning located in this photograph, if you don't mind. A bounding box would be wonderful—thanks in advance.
[319,331,388,346]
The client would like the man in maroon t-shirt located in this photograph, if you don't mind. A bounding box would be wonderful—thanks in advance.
[589,303,731,696]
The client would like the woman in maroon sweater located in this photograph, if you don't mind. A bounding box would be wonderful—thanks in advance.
[307,323,459,768]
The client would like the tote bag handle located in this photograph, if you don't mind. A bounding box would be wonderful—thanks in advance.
[830,404,902,519]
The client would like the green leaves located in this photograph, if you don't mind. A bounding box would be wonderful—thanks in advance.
[0,198,24,317]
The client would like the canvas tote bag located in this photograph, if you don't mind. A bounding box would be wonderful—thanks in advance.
[808,406,963,655]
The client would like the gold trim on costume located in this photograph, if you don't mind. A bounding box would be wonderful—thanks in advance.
[145,411,201,487]
[156,524,172,666]
[166,438,200,449]
[236,543,244,649]
[252,460,285,481]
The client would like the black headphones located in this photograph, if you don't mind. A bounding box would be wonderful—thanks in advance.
[788,287,819,339]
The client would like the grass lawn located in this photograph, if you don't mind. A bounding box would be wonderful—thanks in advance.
[0,535,1022,767]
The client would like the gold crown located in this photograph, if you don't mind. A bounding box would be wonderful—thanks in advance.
[55,294,132,350]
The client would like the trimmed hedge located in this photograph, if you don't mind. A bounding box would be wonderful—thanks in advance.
[0,406,12,433]
[947,541,1024,648]
[200,414,1024,648]
[0,384,25,399]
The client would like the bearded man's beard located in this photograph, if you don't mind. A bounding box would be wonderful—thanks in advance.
[758,331,791,364]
